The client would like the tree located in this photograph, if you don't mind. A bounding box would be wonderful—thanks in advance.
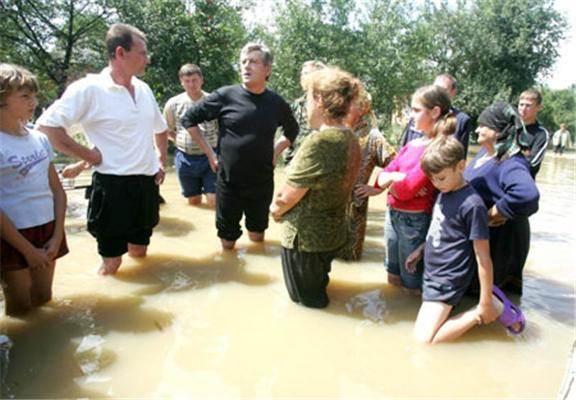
[111,0,247,104]
[0,0,112,99]
[422,0,567,117]
[267,0,430,131]
[539,85,576,141]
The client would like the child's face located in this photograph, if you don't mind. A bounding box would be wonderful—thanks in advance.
[518,97,541,124]
[2,88,37,122]
[429,161,465,193]
[411,98,439,135]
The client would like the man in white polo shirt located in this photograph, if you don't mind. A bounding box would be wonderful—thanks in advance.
[37,23,168,275]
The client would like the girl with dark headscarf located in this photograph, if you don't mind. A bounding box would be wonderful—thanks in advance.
[464,102,540,294]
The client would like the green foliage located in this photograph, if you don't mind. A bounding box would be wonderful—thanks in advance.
[539,85,576,139]
[422,0,567,118]
[112,0,247,105]
[269,0,431,130]
[0,0,110,103]
[0,0,570,133]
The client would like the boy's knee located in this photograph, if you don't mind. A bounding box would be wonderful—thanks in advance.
[413,328,434,344]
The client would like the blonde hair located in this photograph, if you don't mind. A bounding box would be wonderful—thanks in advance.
[0,63,38,107]
[302,67,361,121]
[421,135,465,177]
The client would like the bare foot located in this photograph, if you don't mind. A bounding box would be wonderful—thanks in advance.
[248,231,264,242]
[98,257,122,275]
[221,239,235,250]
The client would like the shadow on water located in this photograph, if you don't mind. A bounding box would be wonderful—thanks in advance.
[521,273,575,327]
[112,251,276,296]
[531,229,573,244]
[0,294,173,398]
[153,215,195,237]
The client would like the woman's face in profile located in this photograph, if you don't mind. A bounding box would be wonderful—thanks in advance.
[475,124,499,146]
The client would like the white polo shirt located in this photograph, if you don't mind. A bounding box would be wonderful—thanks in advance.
[37,67,167,176]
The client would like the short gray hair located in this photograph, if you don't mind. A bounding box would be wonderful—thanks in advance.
[240,42,273,66]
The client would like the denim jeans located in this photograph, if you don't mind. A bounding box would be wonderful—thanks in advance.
[384,209,431,289]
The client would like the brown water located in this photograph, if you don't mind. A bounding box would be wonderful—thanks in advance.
[1,152,574,398]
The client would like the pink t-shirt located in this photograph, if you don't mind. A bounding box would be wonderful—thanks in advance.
[376,140,435,213]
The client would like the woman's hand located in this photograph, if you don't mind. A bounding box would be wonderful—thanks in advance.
[354,184,383,199]
[488,205,507,227]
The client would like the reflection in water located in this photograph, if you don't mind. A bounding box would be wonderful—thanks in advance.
[0,152,574,398]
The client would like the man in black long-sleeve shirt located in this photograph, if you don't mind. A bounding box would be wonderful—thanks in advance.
[518,88,549,178]
[182,42,298,250]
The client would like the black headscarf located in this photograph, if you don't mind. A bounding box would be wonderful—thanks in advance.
[477,101,529,160]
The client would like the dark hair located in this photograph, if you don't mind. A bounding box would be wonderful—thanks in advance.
[421,135,465,177]
[412,85,452,137]
[105,23,146,60]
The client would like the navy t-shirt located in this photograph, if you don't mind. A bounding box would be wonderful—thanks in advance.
[424,184,489,289]
[181,85,299,186]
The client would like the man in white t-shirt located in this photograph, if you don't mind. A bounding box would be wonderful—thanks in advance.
[164,64,218,208]
[37,23,168,275]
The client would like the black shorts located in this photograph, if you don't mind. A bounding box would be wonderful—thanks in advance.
[87,172,159,257]
[215,177,274,241]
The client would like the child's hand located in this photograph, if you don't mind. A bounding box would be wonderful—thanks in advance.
[377,172,406,188]
[25,247,51,269]
[354,184,383,199]
[388,172,407,182]
[405,243,425,273]
[43,235,62,260]
[476,301,499,325]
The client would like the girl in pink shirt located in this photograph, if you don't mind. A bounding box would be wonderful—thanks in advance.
[357,85,455,294]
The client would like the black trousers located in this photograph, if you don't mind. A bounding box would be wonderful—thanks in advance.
[469,217,530,294]
[281,240,337,308]
[216,177,273,241]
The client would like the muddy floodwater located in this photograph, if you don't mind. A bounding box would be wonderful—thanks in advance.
[1,151,574,399]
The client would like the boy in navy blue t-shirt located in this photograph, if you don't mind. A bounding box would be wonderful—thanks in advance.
[409,136,505,343]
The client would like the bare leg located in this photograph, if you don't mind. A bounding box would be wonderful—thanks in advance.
[221,239,236,250]
[387,273,402,287]
[414,301,453,343]
[248,231,264,243]
[187,195,202,206]
[30,261,56,307]
[431,308,481,343]
[98,256,122,275]
[1,269,33,316]
[128,244,147,258]
[206,193,216,209]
